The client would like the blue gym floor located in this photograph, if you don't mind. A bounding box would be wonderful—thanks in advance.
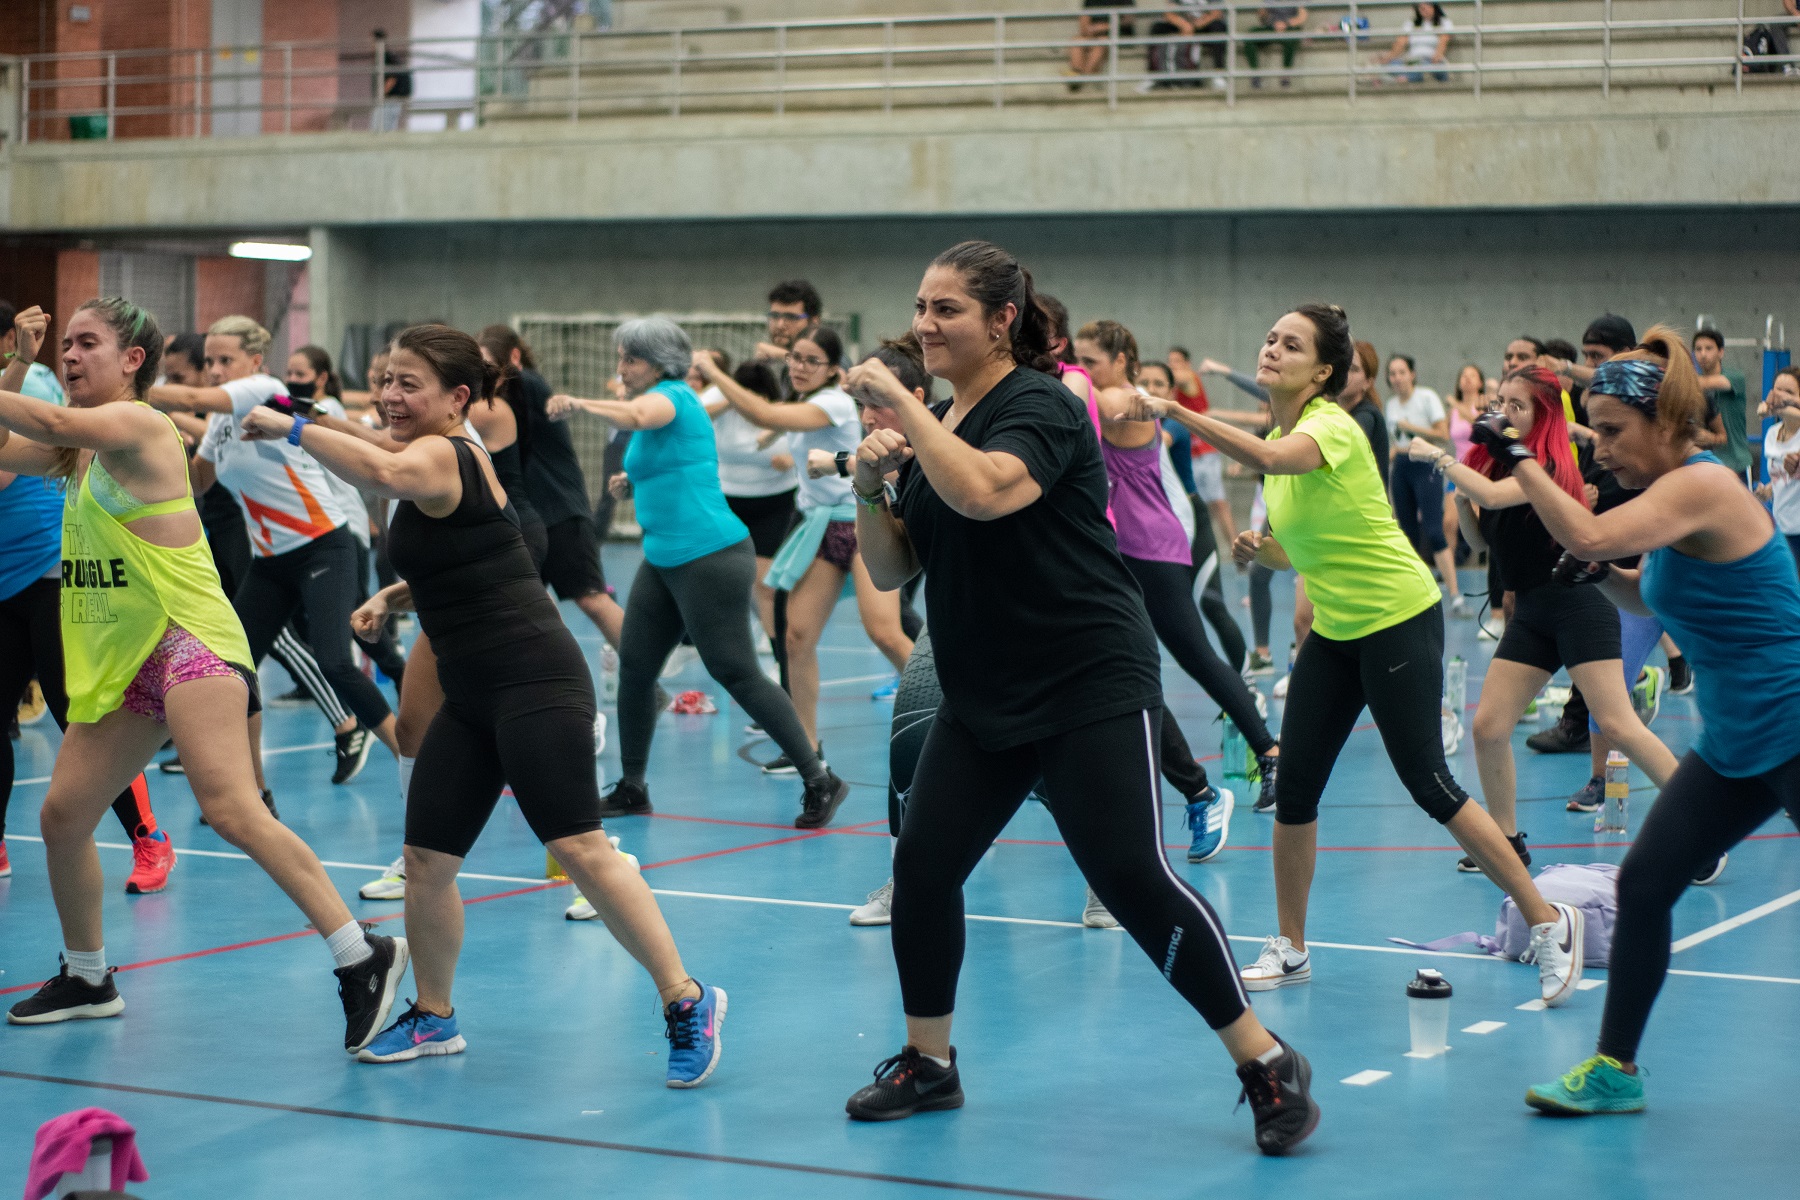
[4,549,1797,1199]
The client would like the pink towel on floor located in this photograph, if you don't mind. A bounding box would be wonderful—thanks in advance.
[25,1107,148,1200]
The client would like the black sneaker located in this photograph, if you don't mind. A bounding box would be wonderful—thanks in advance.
[1667,656,1694,695]
[333,725,374,785]
[1525,718,1590,755]
[334,929,410,1052]
[158,753,185,775]
[598,779,653,818]
[6,959,126,1024]
[761,751,800,776]
[1693,853,1728,885]
[846,1046,964,1121]
[1255,753,1279,814]
[1457,831,1531,873]
[1234,1037,1320,1156]
[796,769,850,829]
[1566,776,1604,814]
[273,685,312,706]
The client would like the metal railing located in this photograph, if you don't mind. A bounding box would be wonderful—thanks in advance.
[7,2,1796,144]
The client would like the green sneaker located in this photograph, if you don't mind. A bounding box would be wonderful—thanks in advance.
[1525,1055,1646,1116]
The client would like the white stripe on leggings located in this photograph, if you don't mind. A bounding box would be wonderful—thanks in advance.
[271,628,351,728]
[1138,708,1251,1012]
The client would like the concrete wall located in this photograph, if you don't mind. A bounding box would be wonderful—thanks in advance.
[312,207,1797,404]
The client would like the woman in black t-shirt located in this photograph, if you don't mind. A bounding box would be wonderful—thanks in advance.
[838,240,1318,1157]
[1407,366,1676,870]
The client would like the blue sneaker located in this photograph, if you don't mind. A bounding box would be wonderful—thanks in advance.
[664,983,727,1088]
[1187,786,1235,863]
[357,1001,465,1063]
[1525,1054,1646,1115]
[870,675,900,701]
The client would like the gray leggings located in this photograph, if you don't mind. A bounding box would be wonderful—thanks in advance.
[618,537,821,783]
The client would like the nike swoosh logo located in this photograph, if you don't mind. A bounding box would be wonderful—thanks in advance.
[1389,662,1408,673]
[309,567,331,579]
[913,1072,954,1095]
[411,1029,440,1045]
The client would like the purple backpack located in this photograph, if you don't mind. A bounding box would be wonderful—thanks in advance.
[1390,862,1617,968]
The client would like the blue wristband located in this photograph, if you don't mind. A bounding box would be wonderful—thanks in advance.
[287,415,310,446]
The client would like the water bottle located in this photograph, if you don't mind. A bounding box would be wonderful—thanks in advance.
[1405,969,1453,1057]
[1222,718,1248,782]
[1444,656,1467,719]
[1597,750,1630,834]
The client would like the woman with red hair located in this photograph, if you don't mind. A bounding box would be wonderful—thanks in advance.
[1408,367,1677,873]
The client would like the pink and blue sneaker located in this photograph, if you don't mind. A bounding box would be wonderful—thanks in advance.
[664,983,727,1088]
[357,1001,465,1063]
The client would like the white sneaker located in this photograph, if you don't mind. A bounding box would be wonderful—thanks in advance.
[564,836,639,920]
[1441,706,1463,756]
[1449,595,1471,617]
[1081,885,1120,929]
[1240,935,1311,991]
[660,644,701,680]
[1529,902,1585,1007]
[849,878,894,926]
[1273,673,1291,700]
[1253,688,1269,719]
[1476,617,1504,641]
[359,856,406,900]
[600,644,620,703]
[593,711,608,754]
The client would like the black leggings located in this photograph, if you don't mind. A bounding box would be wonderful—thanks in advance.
[1249,562,1277,651]
[891,706,1248,1028]
[1599,748,1800,1063]
[234,526,392,730]
[619,537,820,783]
[1125,555,1274,755]
[1391,455,1447,555]
[1274,603,1469,826]
[0,578,154,840]
[1187,500,1245,671]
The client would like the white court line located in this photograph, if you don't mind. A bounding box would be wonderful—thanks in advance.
[10,741,337,789]
[1341,1070,1391,1086]
[819,674,896,689]
[1462,1021,1506,1035]
[1671,887,1800,953]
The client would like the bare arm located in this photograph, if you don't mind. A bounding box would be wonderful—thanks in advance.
[146,382,234,414]
[0,433,59,476]
[693,355,831,433]
[311,408,407,452]
[545,392,677,431]
[1150,397,1323,476]
[1409,441,1526,508]
[237,407,460,506]
[1510,458,1717,562]
[0,387,165,452]
[1454,494,1487,552]
[851,426,921,590]
[1596,565,1654,617]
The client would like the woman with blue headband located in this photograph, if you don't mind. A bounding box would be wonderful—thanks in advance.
[1486,326,1800,1116]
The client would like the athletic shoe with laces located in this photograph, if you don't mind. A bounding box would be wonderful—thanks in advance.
[597,778,653,818]
[1529,901,1584,1006]
[1272,672,1291,700]
[1525,1054,1645,1115]
[1476,616,1504,641]
[761,752,799,776]
[1441,705,1463,755]
[1449,595,1471,617]
[125,830,175,894]
[1240,935,1310,991]
[600,644,620,703]
[1081,885,1120,928]
[660,644,701,681]
[1692,853,1728,886]
[1186,786,1235,862]
[1252,689,1269,719]
[565,837,639,919]
[357,1001,465,1063]
[870,675,900,701]
[1457,831,1530,874]
[846,1046,964,1120]
[1244,650,1275,676]
[334,930,410,1052]
[7,959,125,1024]
[332,725,375,785]
[796,768,850,829]
[157,752,185,774]
[0,839,11,878]
[1566,776,1604,813]
[1255,754,1279,813]
[850,878,894,926]
[1666,656,1694,695]
[664,983,727,1087]
[360,855,407,900]
[1632,665,1664,726]
[1234,1036,1321,1155]
[1526,716,1590,754]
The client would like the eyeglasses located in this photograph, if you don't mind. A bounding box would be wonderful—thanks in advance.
[767,311,810,324]
[786,354,830,369]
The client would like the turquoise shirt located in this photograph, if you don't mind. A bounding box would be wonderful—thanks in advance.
[621,379,749,568]
[0,363,68,601]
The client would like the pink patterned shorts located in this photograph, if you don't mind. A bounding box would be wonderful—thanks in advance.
[120,623,248,724]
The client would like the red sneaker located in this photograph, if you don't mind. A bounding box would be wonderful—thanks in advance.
[125,832,175,894]
[0,839,11,878]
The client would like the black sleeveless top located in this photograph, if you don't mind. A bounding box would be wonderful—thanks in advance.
[489,384,542,531]
[387,437,564,659]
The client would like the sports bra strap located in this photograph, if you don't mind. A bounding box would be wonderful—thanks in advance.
[118,496,196,524]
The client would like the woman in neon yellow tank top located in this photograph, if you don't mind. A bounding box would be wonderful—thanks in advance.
[0,299,409,1047]
[1138,304,1586,1010]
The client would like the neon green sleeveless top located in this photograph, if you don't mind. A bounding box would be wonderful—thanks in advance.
[60,404,254,722]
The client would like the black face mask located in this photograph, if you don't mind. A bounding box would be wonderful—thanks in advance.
[286,378,316,399]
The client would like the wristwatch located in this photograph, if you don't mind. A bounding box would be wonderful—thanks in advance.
[835,450,852,477]
[287,416,310,446]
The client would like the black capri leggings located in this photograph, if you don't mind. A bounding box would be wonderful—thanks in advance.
[406,627,602,858]
[892,706,1248,1028]
[1274,602,1469,826]
[618,537,820,784]
[1599,748,1800,1063]
[1124,555,1274,755]
[1391,455,1448,555]
[233,526,392,730]
[1187,497,1246,671]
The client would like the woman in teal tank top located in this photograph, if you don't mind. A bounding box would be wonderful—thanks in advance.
[1502,327,1800,1117]
[0,299,408,1046]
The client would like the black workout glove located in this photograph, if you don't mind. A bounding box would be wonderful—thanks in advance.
[1551,551,1611,588]
[1469,412,1534,474]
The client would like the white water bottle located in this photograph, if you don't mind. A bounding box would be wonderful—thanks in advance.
[1597,750,1629,834]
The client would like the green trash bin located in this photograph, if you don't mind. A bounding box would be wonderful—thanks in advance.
[69,114,108,139]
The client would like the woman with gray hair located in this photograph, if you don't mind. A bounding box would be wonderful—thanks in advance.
[549,317,851,828]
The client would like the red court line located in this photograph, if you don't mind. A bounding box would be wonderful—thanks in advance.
[648,813,888,836]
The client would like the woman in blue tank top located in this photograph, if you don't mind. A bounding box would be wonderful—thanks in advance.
[1482,326,1800,1117]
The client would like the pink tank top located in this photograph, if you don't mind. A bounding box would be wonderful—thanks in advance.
[1059,363,1117,529]
[1450,408,1475,461]
[1100,435,1191,565]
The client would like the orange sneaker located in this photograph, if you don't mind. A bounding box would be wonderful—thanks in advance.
[125,831,175,894]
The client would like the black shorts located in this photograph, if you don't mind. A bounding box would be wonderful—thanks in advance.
[541,515,605,600]
[727,490,799,559]
[1494,584,1622,674]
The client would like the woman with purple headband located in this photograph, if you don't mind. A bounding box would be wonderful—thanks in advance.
[1487,326,1800,1116]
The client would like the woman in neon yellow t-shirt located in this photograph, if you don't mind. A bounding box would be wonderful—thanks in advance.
[0,299,408,1047]
[1142,304,1585,1010]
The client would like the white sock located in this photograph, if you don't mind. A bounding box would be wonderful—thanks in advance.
[920,1052,952,1069]
[326,920,374,969]
[1256,1041,1286,1065]
[397,755,416,800]
[64,947,107,987]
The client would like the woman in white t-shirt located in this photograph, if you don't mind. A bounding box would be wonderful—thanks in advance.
[1376,2,1452,81]
[693,328,912,771]
[1756,366,1800,564]
[1384,353,1464,609]
[698,352,796,646]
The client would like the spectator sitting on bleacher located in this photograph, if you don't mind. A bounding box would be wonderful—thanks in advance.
[1145,2,1228,90]
[1374,3,1453,83]
[1068,0,1136,87]
[1244,6,1308,88]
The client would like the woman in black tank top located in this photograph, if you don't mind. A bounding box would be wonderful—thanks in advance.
[239,324,726,1086]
